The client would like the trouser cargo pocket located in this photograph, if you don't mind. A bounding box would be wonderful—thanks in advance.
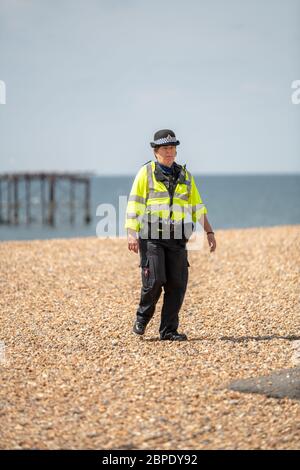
[140,259,151,287]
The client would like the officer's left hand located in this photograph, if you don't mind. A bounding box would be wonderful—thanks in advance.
[207,233,216,252]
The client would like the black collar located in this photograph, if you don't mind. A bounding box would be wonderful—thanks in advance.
[154,161,186,182]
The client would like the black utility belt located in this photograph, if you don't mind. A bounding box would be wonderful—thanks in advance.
[140,221,195,240]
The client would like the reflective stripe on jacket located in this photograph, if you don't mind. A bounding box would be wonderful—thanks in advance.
[125,161,207,232]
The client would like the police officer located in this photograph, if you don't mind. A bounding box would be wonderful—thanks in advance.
[125,129,216,341]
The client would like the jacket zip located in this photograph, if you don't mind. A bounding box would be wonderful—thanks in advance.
[168,177,178,223]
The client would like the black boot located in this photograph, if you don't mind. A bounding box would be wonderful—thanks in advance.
[133,320,147,336]
[160,331,188,341]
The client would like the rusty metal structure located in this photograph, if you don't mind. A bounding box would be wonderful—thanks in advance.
[0,173,92,226]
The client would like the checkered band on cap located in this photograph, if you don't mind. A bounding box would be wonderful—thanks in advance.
[153,134,178,145]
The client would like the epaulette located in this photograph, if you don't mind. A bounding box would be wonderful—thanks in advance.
[177,163,188,184]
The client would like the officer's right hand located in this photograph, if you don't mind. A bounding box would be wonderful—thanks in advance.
[128,234,139,253]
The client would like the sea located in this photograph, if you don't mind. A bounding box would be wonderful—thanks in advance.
[0,174,299,241]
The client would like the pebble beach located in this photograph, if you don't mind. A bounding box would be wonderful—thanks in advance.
[0,224,299,449]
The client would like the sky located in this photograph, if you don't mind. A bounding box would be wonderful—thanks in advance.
[0,0,299,175]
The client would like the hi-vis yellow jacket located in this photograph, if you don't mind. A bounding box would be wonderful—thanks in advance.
[125,160,207,233]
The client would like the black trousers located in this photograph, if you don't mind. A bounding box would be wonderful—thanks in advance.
[136,236,189,337]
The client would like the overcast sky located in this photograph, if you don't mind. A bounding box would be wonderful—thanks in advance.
[0,0,299,175]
